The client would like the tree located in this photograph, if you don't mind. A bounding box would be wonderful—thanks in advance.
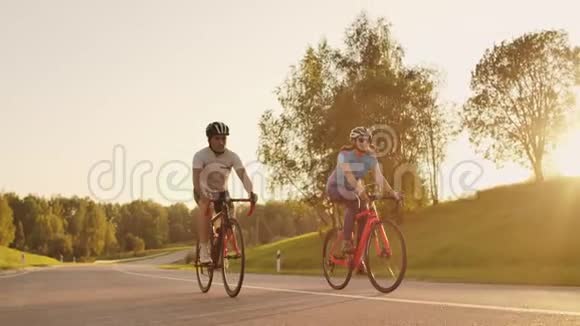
[103,221,119,255]
[141,201,168,249]
[419,100,457,204]
[49,196,76,232]
[463,30,580,182]
[29,213,66,256]
[18,196,46,249]
[49,234,73,259]
[259,13,438,212]
[102,203,121,224]
[69,199,88,257]
[0,196,16,246]
[167,203,191,243]
[81,202,108,257]
[116,200,169,250]
[125,233,145,255]
[258,40,338,206]
[4,193,24,248]
[13,220,26,250]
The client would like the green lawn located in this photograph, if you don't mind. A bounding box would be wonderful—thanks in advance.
[0,246,61,270]
[162,178,580,286]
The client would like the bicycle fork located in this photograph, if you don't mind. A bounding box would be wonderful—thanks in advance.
[223,227,242,259]
[353,220,393,268]
[373,223,393,257]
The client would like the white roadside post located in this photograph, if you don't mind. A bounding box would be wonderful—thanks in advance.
[276,250,281,273]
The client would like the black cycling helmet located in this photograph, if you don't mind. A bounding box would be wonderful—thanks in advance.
[205,121,230,138]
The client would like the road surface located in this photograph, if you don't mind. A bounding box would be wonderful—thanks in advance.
[2,258,580,325]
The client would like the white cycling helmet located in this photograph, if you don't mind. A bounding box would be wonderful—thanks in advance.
[349,126,371,140]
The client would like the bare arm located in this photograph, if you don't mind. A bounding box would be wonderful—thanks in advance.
[338,162,365,195]
[372,162,396,197]
[192,168,202,196]
[234,168,253,195]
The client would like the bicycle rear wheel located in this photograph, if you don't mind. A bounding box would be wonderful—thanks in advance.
[221,218,245,297]
[195,239,214,293]
[365,219,406,293]
[322,228,353,290]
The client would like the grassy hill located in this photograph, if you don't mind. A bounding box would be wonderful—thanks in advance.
[401,177,580,285]
[0,246,61,270]
[163,177,580,286]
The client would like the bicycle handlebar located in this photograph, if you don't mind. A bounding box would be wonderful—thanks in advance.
[212,198,256,216]
[229,198,257,216]
[230,198,254,202]
[368,194,404,203]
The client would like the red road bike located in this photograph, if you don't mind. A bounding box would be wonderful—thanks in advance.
[195,191,256,297]
[322,187,407,293]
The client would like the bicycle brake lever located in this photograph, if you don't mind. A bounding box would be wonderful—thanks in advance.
[247,201,256,217]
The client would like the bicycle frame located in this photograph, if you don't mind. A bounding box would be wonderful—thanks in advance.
[207,196,254,267]
[329,206,393,270]
[214,209,241,261]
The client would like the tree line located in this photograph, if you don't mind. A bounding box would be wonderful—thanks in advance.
[0,193,320,260]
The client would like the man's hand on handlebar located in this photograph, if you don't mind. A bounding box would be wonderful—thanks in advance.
[249,192,258,204]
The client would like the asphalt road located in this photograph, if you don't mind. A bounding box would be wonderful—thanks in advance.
[2,259,580,326]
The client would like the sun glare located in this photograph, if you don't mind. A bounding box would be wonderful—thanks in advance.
[552,129,580,177]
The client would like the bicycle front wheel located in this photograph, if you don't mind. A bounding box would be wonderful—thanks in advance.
[365,219,407,293]
[221,218,245,297]
[195,239,214,293]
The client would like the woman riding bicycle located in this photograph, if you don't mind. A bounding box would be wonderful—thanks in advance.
[326,126,400,255]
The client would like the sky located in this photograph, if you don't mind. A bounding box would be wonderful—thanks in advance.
[1,0,579,205]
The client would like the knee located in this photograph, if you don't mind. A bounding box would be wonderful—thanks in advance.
[198,200,212,216]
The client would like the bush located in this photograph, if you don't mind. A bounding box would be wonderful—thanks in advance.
[125,233,146,256]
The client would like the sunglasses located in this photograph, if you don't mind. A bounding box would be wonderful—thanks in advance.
[356,137,370,144]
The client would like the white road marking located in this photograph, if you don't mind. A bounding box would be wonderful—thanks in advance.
[113,266,580,317]
[0,269,33,279]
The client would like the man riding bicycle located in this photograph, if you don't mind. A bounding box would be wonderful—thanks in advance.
[192,121,257,264]
[326,126,401,255]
